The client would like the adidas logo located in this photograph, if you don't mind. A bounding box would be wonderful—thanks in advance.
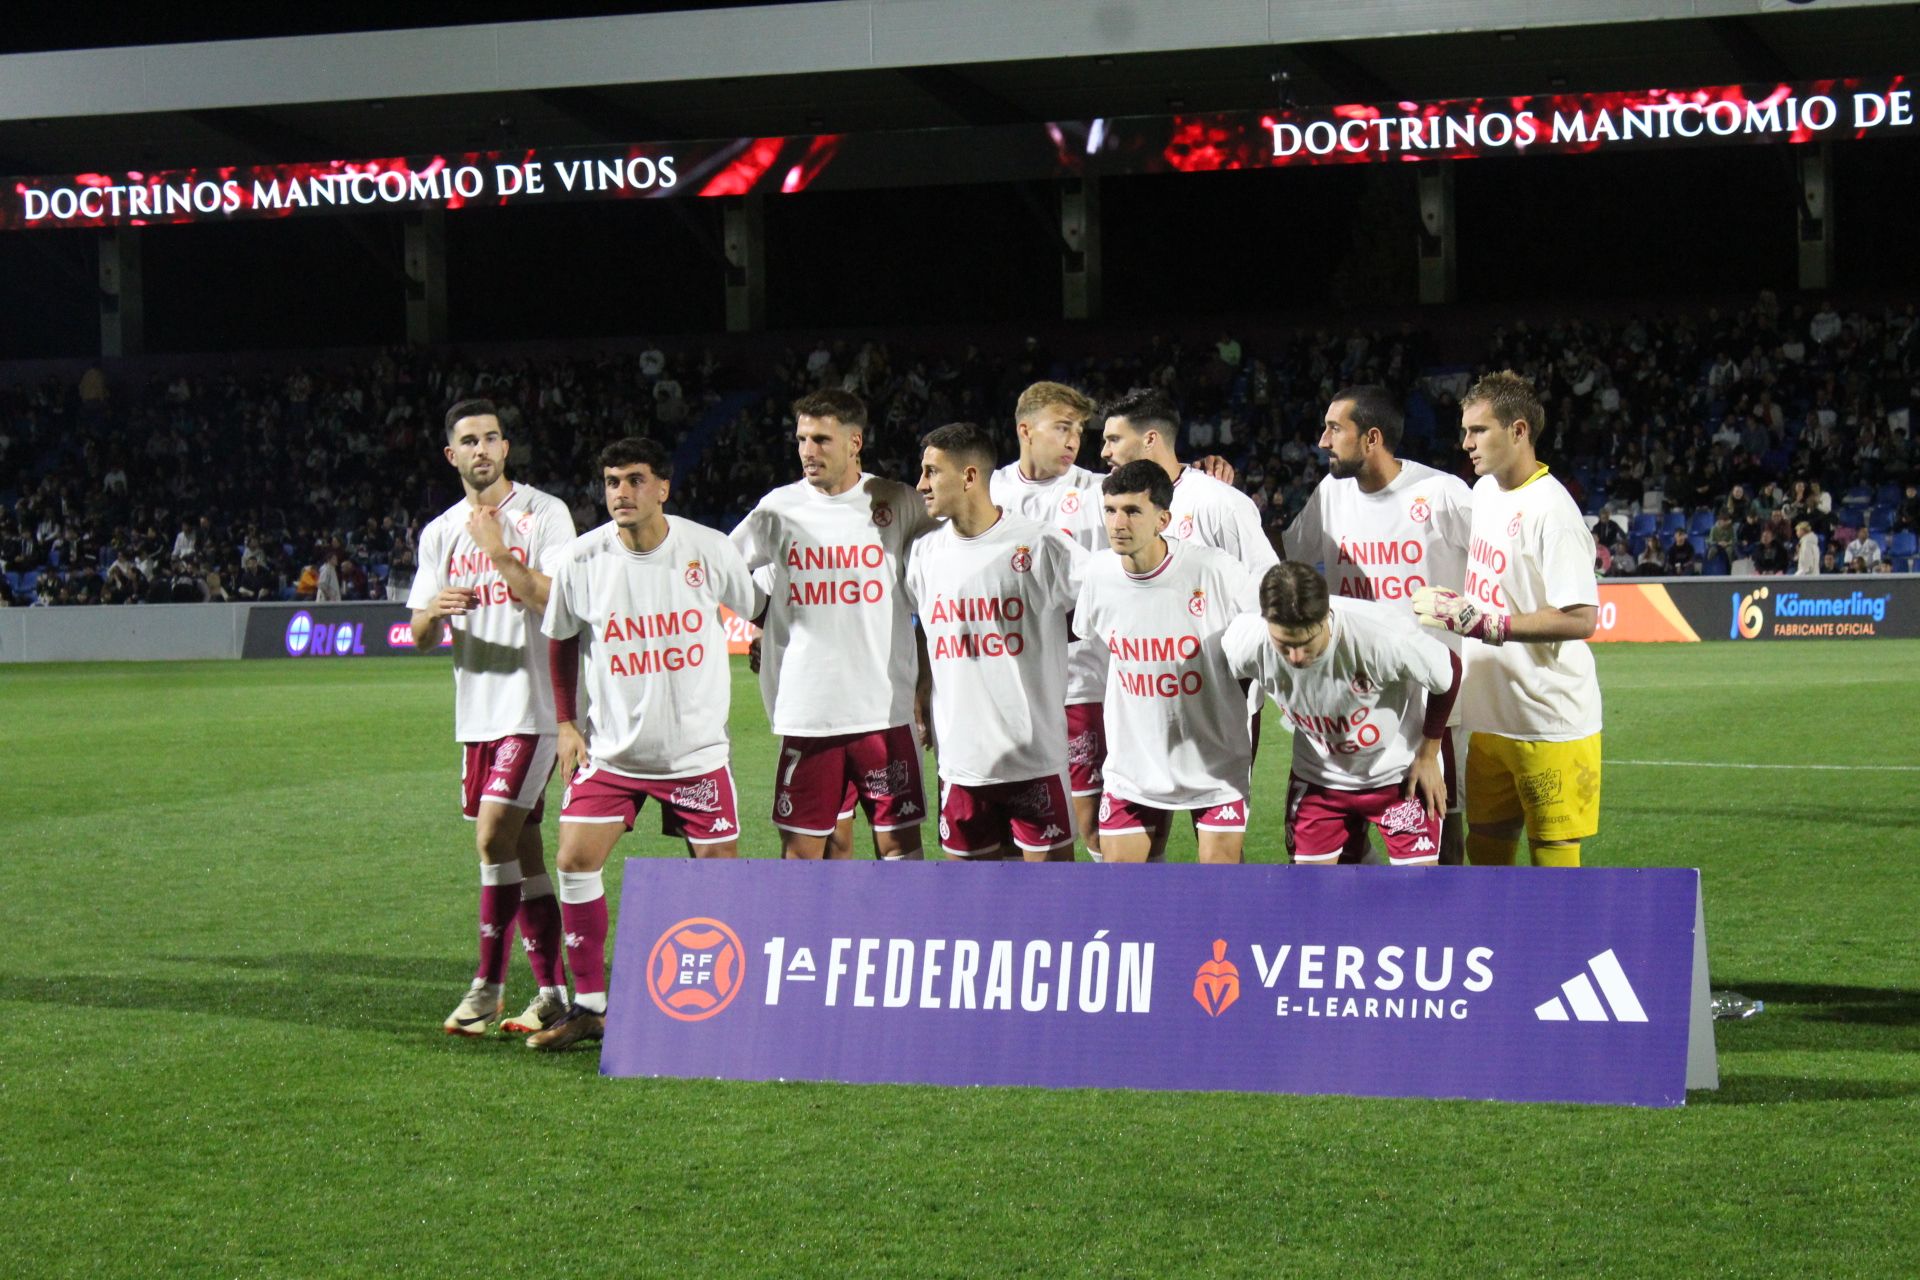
[1534,949,1647,1023]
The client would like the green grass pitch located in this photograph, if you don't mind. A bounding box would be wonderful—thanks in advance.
[3,642,1916,1277]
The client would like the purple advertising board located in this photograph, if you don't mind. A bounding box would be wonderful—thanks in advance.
[602,863,1715,1107]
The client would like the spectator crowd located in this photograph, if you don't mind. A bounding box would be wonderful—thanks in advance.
[3,291,1917,607]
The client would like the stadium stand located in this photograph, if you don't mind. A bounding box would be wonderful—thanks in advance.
[1,293,1914,604]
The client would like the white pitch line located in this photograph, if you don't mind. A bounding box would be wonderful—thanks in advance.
[1604,758,1920,772]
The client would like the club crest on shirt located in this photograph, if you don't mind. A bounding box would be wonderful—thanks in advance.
[872,501,894,528]
[1177,514,1196,539]
[1010,545,1032,573]
[1409,497,1431,524]
[1350,672,1377,697]
[1187,588,1207,618]
[1507,512,1524,537]
[1060,491,1081,515]
[684,559,706,588]
[513,510,534,536]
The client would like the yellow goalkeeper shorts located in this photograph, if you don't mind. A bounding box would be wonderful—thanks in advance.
[1465,732,1602,843]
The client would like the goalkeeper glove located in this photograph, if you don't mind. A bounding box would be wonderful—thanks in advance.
[1412,585,1508,645]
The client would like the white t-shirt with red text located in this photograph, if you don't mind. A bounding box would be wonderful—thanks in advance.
[1459,468,1603,740]
[408,484,575,743]
[1073,541,1259,809]
[1283,460,1473,615]
[730,475,935,737]
[543,518,757,778]
[1166,465,1281,576]
[991,462,1108,705]
[905,512,1084,785]
[1223,597,1456,790]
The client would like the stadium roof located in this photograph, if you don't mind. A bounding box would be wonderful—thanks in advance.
[1,0,1915,175]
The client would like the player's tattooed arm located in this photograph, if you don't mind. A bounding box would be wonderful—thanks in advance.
[467,505,553,613]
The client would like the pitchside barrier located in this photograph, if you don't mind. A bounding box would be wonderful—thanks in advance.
[602,862,1719,1108]
[1,580,1912,660]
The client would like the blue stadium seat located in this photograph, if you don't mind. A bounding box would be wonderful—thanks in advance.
[1889,531,1918,558]
[1630,513,1658,538]
[46,545,61,568]
[1843,486,1874,507]
[1663,510,1689,534]
[1689,509,1716,535]
[1877,483,1904,506]
[1690,536,1707,558]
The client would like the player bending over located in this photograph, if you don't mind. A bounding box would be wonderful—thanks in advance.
[1225,563,1461,866]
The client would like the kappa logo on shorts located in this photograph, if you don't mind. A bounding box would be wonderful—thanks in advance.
[1060,491,1081,515]
[1378,798,1428,836]
[710,817,734,833]
[684,559,706,589]
[1519,769,1564,806]
[872,501,894,528]
[897,801,921,819]
[1188,588,1207,618]
[1193,940,1241,1017]
[1411,836,1435,853]
[1507,512,1524,537]
[1038,824,1065,842]
[487,778,512,794]
[775,792,794,818]
[494,738,523,769]
[647,917,747,1022]
[670,778,723,813]
[1010,545,1032,573]
[1213,803,1240,822]
[1409,497,1432,524]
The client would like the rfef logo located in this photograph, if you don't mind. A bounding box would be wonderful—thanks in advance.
[647,917,747,1022]
[1193,939,1240,1017]
[1730,586,1769,639]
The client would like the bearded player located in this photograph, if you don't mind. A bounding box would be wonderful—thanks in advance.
[731,388,937,859]
[529,437,758,1051]
[911,422,1084,861]
[1073,461,1259,864]
[1414,370,1602,868]
[410,398,575,1038]
[1225,563,1461,866]
[1284,385,1473,864]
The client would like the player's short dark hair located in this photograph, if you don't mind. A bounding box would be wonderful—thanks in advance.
[1462,370,1550,454]
[792,388,869,431]
[1330,384,1404,452]
[599,436,673,481]
[444,398,500,440]
[1259,562,1331,628]
[921,422,996,473]
[1101,387,1180,437]
[1102,459,1173,511]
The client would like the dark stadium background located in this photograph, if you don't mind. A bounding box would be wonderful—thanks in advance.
[4,5,1920,356]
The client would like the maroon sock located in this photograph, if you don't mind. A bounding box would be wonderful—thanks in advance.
[560,895,609,998]
[518,893,567,989]
[477,881,523,984]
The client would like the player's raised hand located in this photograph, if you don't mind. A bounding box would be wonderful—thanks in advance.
[434,586,478,617]
[466,504,507,554]
[557,721,590,779]
[1412,585,1508,645]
